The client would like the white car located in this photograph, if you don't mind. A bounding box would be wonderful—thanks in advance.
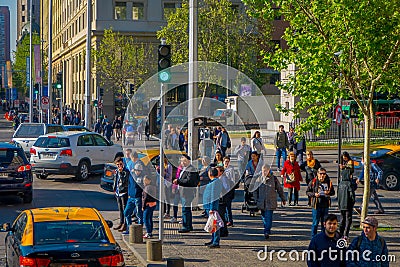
[30,132,123,180]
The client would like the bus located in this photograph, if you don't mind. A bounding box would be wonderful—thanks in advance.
[342,99,400,118]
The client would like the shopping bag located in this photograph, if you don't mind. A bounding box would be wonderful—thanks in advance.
[204,212,217,233]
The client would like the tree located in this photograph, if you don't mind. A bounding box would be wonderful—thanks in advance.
[157,0,273,92]
[92,29,157,97]
[12,32,43,96]
[245,0,400,225]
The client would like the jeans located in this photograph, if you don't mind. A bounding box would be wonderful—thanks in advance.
[220,146,227,157]
[143,205,156,234]
[261,209,274,235]
[288,188,299,205]
[225,198,233,224]
[116,194,128,225]
[311,207,329,237]
[124,197,143,226]
[211,229,221,245]
[370,187,384,212]
[276,148,287,169]
[339,209,353,238]
[218,201,228,237]
[181,195,194,230]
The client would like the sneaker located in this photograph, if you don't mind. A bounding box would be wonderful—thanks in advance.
[204,241,213,246]
[143,233,152,239]
[264,234,270,240]
[163,213,171,219]
[170,217,178,223]
[208,244,220,248]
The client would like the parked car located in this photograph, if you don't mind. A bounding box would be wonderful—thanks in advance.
[30,132,124,181]
[100,149,185,192]
[353,145,400,190]
[0,142,33,203]
[12,123,66,157]
[64,125,92,132]
[1,207,125,267]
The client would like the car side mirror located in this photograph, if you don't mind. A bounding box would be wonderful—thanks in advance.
[0,223,12,232]
[105,220,113,229]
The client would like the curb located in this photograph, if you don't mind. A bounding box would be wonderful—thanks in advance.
[122,235,150,267]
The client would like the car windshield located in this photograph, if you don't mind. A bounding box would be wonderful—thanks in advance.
[34,137,70,148]
[34,220,109,245]
[0,148,27,168]
[14,125,44,138]
[370,149,392,158]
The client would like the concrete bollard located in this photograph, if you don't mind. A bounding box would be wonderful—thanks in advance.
[146,239,162,261]
[129,224,143,244]
[167,257,184,267]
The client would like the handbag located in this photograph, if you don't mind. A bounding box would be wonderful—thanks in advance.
[286,172,296,183]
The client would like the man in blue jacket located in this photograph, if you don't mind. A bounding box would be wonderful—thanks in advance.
[307,214,345,267]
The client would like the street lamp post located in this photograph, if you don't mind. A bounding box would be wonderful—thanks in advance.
[334,50,343,182]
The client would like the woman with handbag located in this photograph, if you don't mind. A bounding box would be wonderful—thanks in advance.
[281,152,303,206]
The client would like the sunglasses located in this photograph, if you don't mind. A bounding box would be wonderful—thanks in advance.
[319,172,327,175]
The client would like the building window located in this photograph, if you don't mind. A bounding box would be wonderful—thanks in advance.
[163,2,181,20]
[115,2,127,20]
[132,2,144,20]
[22,5,25,11]
[22,16,25,23]
[270,73,280,85]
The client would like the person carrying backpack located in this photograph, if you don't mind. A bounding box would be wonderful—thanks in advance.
[337,168,356,240]
[346,216,389,267]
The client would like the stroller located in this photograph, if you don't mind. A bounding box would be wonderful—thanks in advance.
[241,175,259,216]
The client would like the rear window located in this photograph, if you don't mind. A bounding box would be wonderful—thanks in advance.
[0,148,28,167]
[370,149,391,158]
[14,125,44,138]
[34,137,70,148]
[47,125,65,133]
[34,221,109,245]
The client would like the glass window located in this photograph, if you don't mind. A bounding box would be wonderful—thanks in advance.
[78,135,95,146]
[132,2,144,20]
[47,125,65,133]
[115,1,127,20]
[92,134,109,146]
[14,124,44,138]
[163,2,181,20]
[0,148,27,167]
[34,137,70,148]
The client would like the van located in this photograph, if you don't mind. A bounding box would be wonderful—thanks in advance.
[12,123,66,157]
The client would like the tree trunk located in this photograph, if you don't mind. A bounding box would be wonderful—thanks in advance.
[360,112,372,228]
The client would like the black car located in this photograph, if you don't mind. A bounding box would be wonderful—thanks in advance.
[64,125,92,132]
[0,142,33,203]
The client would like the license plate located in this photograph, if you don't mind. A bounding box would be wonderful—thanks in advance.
[0,173,9,177]
[41,153,56,159]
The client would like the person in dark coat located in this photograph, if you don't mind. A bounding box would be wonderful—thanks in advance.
[301,150,322,206]
[337,168,356,239]
[112,158,129,232]
[103,121,113,142]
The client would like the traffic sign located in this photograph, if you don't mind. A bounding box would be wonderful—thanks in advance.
[41,96,49,109]
[335,105,343,125]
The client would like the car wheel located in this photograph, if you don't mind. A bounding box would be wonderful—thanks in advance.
[76,160,90,181]
[383,172,400,191]
[36,174,48,180]
[23,192,33,203]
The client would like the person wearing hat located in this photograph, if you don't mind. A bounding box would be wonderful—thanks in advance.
[122,163,144,235]
[347,216,389,267]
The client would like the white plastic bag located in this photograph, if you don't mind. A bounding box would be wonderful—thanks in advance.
[204,211,224,233]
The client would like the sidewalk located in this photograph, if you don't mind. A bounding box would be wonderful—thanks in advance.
[115,137,400,267]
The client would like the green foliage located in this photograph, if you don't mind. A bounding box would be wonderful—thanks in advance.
[12,33,42,96]
[92,29,157,96]
[157,0,273,89]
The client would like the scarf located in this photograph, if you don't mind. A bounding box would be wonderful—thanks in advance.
[307,158,316,168]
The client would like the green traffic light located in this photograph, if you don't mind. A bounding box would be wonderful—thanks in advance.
[56,83,62,89]
[158,70,171,83]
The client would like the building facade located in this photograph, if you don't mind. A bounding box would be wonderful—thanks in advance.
[17,0,41,41]
[0,6,11,72]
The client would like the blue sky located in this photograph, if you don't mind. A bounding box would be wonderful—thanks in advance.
[1,0,17,59]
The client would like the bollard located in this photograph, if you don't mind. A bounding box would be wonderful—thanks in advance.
[146,239,162,261]
[129,224,143,244]
[167,257,184,267]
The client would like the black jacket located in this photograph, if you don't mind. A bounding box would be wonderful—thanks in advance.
[306,176,335,209]
[113,168,129,195]
[177,165,200,188]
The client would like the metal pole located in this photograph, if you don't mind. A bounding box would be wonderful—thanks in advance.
[29,0,33,122]
[84,0,92,128]
[188,0,198,161]
[48,0,53,123]
[158,83,165,241]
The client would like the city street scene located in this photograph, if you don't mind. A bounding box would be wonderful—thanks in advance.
[0,0,399,267]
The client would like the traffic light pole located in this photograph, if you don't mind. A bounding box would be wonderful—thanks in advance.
[47,0,53,123]
[84,0,92,129]
[158,83,166,242]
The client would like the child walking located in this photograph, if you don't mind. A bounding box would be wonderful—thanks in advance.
[142,175,157,238]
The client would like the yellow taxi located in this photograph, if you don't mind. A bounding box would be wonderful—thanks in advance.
[1,207,125,267]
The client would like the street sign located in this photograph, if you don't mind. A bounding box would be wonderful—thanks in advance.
[41,96,49,109]
[335,105,343,125]
[194,118,204,126]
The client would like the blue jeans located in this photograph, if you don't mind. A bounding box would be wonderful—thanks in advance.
[181,195,194,230]
[276,148,287,169]
[225,198,233,224]
[143,205,156,234]
[261,210,274,235]
[124,197,143,226]
[311,207,329,237]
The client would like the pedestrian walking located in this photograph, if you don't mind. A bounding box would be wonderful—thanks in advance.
[347,216,389,267]
[337,168,356,239]
[112,158,129,232]
[221,156,237,227]
[355,155,385,214]
[213,150,224,167]
[137,121,143,140]
[167,127,179,150]
[161,158,173,219]
[216,127,231,157]
[173,155,200,233]
[122,163,144,235]
[142,175,157,239]
[287,126,296,152]
[234,137,252,181]
[216,166,229,238]
[253,164,286,239]
[94,119,102,134]
[251,131,267,157]
[295,134,307,165]
[112,116,123,141]
[301,150,322,206]
[199,156,212,218]
[340,151,354,175]
[245,151,263,177]
[103,121,113,142]
[281,152,303,206]
[306,167,335,237]
[275,125,289,171]
[307,214,345,267]
[203,167,223,248]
